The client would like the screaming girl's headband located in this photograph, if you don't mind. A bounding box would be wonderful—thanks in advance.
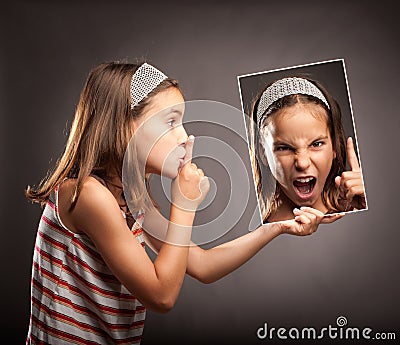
[256,77,330,126]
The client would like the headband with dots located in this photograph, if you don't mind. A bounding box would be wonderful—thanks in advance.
[130,63,168,109]
[256,77,330,125]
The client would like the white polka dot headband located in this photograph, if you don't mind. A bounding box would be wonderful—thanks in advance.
[256,77,330,125]
[130,63,168,109]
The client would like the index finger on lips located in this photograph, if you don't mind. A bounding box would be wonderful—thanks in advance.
[184,135,195,165]
[347,137,360,172]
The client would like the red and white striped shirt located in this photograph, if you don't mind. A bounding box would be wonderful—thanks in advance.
[27,185,146,344]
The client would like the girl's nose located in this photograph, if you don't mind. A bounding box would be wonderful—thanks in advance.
[294,150,311,171]
[176,125,189,145]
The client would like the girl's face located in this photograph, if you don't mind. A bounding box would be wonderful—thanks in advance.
[133,87,188,179]
[261,102,336,211]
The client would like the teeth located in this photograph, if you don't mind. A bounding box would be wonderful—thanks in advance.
[296,177,314,183]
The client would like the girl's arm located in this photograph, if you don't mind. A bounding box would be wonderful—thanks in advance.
[144,208,343,284]
[60,159,208,313]
[62,178,190,313]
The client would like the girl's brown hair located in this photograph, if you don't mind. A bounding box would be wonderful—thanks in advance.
[26,62,180,213]
[248,76,346,222]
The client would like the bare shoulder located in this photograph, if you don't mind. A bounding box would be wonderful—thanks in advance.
[58,176,122,234]
[58,176,114,209]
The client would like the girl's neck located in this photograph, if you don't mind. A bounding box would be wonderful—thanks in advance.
[100,175,127,210]
[105,176,123,190]
[267,193,295,222]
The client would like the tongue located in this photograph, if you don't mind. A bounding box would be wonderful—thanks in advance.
[293,181,312,194]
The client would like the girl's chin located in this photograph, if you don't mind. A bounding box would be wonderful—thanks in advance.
[146,164,179,179]
[160,168,179,180]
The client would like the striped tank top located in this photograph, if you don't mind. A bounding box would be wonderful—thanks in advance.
[26,184,146,344]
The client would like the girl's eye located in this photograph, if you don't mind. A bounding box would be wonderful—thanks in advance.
[311,141,324,148]
[276,146,292,152]
[167,119,175,127]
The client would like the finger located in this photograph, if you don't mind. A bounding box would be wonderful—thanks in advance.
[349,184,365,197]
[342,177,361,191]
[294,214,311,225]
[293,208,318,225]
[182,162,198,179]
[299,206,325,219]
[293,216,315,236]
[347,137,360,172]
[184,135,195,165]
[341,171,362,180]
[322,213,345,224]
[293,207,317,221]
[345,184,365,203]
[335,176,346,199]
[293,208,306,222]
[197,168,204,177]
[339,174,360,198]
[200,176,210,192]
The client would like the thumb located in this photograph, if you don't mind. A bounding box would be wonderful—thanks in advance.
[335,175,341,188]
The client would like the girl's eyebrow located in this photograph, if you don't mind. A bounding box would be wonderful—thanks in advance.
[273,135,329,147]
[163,108,183,117]
[171,109,183,116]
[273,139,292,147]
[311,135,329,142]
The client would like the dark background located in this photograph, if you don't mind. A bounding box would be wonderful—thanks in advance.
[2,0,399,344]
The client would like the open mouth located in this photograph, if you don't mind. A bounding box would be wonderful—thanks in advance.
[293,177,316,198]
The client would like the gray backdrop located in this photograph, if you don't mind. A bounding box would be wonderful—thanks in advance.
[2,1,399,344]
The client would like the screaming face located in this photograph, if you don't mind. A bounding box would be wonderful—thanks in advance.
[261,102,336,212]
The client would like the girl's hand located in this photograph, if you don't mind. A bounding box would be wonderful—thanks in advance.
[335,137,366,210]
[278,207,344,236]
[171,135,210,211]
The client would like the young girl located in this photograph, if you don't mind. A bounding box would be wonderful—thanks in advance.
[248,76,366,223]
[26,62,342,344]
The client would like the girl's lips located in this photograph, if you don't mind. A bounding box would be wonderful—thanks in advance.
[293,177,316,200]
